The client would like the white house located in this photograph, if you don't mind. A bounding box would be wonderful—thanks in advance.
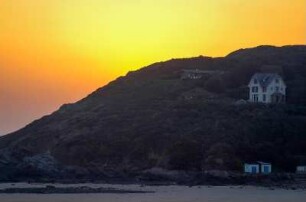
[248,73,286,103]
[244,162,272,174]
[296,166,306,174]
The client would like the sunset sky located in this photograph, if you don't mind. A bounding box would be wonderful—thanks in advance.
[0,0,305,135]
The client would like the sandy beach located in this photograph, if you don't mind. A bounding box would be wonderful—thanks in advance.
[0,183,305,202]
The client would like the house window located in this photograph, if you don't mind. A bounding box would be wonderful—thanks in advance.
[275,86,279,91]
[252,87,258,93]
[275,79,279,83]
[253,94,258,102]
[263,94,266,102]
[254,79,258,84]
[263,87,267,92]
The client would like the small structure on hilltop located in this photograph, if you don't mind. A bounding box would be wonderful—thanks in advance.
[244,162,272,174]
[248,73,286,103]
[181,69,224,80]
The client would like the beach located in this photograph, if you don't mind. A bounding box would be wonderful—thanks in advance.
[0,183,305,202]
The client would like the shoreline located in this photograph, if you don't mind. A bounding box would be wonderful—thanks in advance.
[0,184,305,202]
[0,185,153,194]
[0,181,305,194]
[1,171,305,192]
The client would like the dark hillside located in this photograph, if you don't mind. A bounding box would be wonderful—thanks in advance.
[0,45,305,181]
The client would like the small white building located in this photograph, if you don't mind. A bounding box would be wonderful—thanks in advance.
[248,73,286,103]
[296,166,306,174]
[244,163,260,174]
[258,162,272,174]
[244,162,272,174]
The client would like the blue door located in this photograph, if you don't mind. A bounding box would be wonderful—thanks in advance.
[263,166,269,173]
[251,166,257,173]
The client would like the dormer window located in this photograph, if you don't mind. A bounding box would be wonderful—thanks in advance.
[254,79,258,84]
[275,78,279,83]
[275,86,279,91]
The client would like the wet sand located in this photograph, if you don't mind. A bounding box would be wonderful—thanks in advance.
[0,183,305,202]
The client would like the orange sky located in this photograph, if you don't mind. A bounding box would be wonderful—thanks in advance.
[0,0,305,135]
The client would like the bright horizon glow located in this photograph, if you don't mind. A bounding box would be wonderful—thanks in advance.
[0,0,305,135]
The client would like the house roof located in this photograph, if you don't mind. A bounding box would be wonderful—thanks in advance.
[249,73,284,88]
[244,161,271,165]
[257,161,271,165]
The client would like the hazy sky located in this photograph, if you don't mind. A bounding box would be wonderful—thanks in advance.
[0,0,305,135]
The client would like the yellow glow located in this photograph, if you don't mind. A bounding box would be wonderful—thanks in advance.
[0,0,305,134]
